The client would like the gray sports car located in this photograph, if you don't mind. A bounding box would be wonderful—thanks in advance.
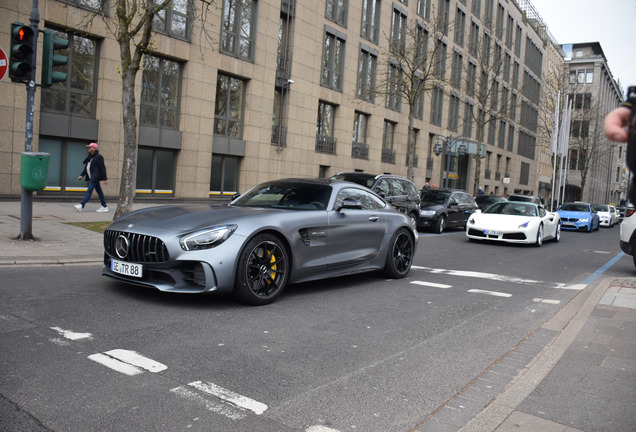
[103,178,418,305]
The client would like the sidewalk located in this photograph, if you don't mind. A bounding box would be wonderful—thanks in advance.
[0,199,634,431]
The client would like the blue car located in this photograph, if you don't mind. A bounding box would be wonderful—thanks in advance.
[557,202,600,232]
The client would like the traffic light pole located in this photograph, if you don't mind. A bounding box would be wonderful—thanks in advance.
[18,0,39,240]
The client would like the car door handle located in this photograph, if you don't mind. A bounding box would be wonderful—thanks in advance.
[369,216,380,222]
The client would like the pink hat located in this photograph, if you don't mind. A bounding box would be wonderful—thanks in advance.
[87,142,98,149]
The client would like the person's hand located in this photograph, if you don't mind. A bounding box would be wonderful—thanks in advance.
[77,175,82,181]
[604,106,631,142]
[104,180,108,185]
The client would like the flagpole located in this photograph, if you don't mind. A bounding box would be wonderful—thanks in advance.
[550,91,560,211]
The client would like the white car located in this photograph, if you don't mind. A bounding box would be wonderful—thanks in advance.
[466,201,561,246]
[620,205,636,268]
[592,204,616,227]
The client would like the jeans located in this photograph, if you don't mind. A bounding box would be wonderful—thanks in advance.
[81,180,107,208]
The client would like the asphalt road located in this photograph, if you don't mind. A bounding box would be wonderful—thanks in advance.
[1,225,632,431]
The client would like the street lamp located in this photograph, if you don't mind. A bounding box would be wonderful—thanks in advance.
[433,135,467,189]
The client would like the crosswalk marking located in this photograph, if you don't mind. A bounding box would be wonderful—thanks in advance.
[410,280,452,289]
[468,289,512,297]
[188,381,268,415]
[88,349,167,375]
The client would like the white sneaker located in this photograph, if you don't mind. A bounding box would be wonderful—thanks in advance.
[74,204,83,212]
[97,206,109,213]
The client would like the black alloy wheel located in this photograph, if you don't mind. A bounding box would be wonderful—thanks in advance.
[383,228,414,278]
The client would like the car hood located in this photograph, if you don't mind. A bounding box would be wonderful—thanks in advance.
[420,202,444,211]
[472,213,537,229]
[108,205,288,231]
[557,210,592,218]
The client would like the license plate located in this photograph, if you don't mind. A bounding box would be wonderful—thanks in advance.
[562,222,575,226]
[111,259,143,278]
[484,230,503,236]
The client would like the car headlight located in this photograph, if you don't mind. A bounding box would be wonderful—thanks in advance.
[579,218,589,222]
[180,225,237,251]
[518,220,530,228]
[468,217,475,224]
[420,210,436,216]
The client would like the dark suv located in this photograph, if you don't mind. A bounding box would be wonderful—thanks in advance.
[418,188,478,233]
[330,173,421,223]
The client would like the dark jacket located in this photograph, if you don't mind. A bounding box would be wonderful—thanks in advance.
[80,151,108,182]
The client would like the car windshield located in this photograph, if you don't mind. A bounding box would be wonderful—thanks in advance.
[484,202,538,217]
[232,183,332,210]
[329,174,375,188]
[592,204,609,212]
[476,196,502,205]
[421,189,450,204]
[560,203,590,212]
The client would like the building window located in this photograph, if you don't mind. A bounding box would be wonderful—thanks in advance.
[507,124,515,151]
[357,46,377,102]
[386,63,402,112]
[316,101,337,154]
[417,0,430,19]
[58,0,105,12]
[140,55,181,129]
[448,94,460,132]
[390,6,407,53]
[221,0,257,61]
[430,86,444,126]
[514,24,522,57]
[415,24,429,69]
[326,0,348,27]
[361,0,381,44]
[463,102,473,138]
[520,162,530,185]
[496,2,504,39]
[451,51,463,89]
[214,73,245,138]
[586,69,594,84]
[39,138,92,194]
[472,0,481,18]
[498,120,506,149]
[438,0,450,35]
[484,0,494,26]
[382,120,396,164]
[505,14,514,47]
[466,61,476,97]
[352,111,370,159]
[512,60,520,88]
[469,21,479,57]
[434,39,447,79]
[454,7,466,47]
[413,78,425,120]
[321,28,346,91]
[210,154,240,196]
[136,147,176,195]
[153,0,192,41]
[40,29,98,118]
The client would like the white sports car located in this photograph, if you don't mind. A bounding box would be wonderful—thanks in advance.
[466,201,561,246]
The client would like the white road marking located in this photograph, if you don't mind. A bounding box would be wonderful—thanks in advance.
[533,298,561,304]
[410,281,452,289]
[88,349,167,375]
[104,349,168,373]
[88,353,144,376]
[188,381,268,415]
[307,426,341,432]
[412,266,585,290]
[50,327,92,340]
[468,289,512,298]
[170,386,246,420]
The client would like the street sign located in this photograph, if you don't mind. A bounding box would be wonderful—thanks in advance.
[0,47,7,81]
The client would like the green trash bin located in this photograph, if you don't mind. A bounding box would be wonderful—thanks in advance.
[20,152,51,191]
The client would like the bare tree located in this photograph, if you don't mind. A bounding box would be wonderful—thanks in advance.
[462,22,528,195]
[93,0,215,219]
[374,13,451,181]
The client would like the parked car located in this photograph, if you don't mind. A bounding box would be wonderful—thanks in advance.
[103,178,418,305]
[330,173,421,223]
[620,204,636,268]
[466,201,561,246]
[611,205,620,223]
[557,202,600,232]
[418,188,478,233]
[507,193,543,207]
[474,194,507,211]
[592,204,616,227]
[617,205,627,222]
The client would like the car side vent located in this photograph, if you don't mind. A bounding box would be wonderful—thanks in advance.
[104,230,170,263]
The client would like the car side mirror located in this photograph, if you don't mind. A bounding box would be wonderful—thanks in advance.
[337,198,363,212]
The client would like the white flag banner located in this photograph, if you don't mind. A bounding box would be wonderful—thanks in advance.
[550,91,560,155]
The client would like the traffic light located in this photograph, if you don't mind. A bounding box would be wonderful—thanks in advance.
[41,29,68,86]
[9,22,35,83]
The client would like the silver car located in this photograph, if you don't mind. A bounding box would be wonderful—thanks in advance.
[103,178,418,305]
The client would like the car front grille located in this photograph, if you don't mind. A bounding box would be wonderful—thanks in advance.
[104,230,170,263]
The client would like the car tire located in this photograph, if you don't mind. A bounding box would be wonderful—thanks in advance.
[382,228,414,279]
[553,224,561,242]
[433,215,446,234]
[234,234,289,306]
[535,224,544,247]
[632,253,636,270]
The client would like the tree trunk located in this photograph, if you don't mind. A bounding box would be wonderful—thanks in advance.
[114,69,138,220]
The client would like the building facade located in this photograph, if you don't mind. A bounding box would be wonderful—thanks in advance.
[2,0,554,202]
